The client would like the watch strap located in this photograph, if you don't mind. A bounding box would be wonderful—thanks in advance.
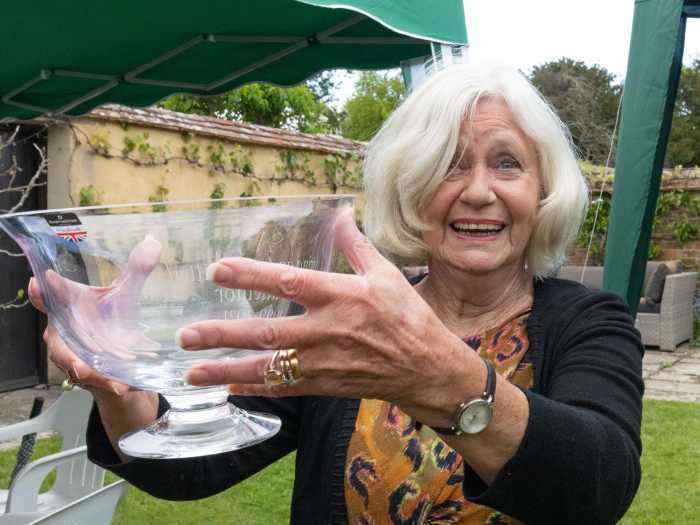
[429,357,497,435]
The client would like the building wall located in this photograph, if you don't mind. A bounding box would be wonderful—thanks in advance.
[47,118,363,210]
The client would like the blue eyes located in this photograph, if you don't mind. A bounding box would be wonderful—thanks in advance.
[448,158,520,170]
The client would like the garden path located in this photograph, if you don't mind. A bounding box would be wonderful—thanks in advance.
[643,342,700,404]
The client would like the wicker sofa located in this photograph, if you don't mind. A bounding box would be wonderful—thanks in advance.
[557,261,697,351]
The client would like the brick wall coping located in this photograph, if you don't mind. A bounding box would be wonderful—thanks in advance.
[83,104,366,157]
[586,166,700,193]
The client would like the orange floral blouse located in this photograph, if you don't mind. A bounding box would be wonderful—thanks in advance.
[345,309,533,525]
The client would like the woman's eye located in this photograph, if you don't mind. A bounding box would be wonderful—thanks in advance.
[448,161,459,169]
[498,157,519,170]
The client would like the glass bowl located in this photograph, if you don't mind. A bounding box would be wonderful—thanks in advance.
[0,195,356,458]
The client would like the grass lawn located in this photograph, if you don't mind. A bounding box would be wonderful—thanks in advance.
[0,398,698,524]
[620,399,700,524]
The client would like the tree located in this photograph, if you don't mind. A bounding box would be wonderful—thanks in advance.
[158,83,328,134]
[306,70,348,136]
[342,71,405,141]
[0,127,48,310]
[667,59,700,167]
[529,58,622,165]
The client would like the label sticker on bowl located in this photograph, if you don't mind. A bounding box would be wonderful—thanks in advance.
[44,213,88,243]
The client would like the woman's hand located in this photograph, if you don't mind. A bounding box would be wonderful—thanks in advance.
[181,208,486,427]
[28,236,163,395]
[29,242,161,461]
[29,277,131,396]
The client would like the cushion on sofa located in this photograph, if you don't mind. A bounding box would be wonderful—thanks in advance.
[637,297,661,314]
[643,260,682,290]
[555,266,605,291]
[644,263,670,306]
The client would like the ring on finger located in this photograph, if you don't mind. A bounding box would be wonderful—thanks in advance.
[280,350,297,387]
[287,349,302,380]
[263,351,284,387]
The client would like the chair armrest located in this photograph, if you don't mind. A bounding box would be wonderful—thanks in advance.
[0,418,48,443]
[6,446,89,514]
[660,273,697,306]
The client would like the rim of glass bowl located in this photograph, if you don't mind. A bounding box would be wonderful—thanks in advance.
[0,194,358,219]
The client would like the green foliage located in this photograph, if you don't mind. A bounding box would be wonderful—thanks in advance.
[578,189,700,260]
[88,133,112,154]
[648,241,662,261]
[306,70,348,135]
[576,194,611,258]
[342,71,405,141]
[354,209,364,233]
[148,172,170,212]
[671,214,699,245]
[323,151,362,189]
[693,290,700,346]
[530,58,622,165]
[79,185,102,207]
[123,132,155,158]
[159,83,327,133]
[667,58,700,167]
[210,182,227,209]
[276,150,317,184]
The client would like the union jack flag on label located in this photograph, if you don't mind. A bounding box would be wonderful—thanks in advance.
[56,230,88,243]
[43,213,88,243]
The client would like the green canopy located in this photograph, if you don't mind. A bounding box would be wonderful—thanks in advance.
[0,0,467,122]
[603,0,692,316]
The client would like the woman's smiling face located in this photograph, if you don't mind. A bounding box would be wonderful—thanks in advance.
[420,97,541,276]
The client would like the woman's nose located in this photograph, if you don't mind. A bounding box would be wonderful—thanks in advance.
[459,165,496,208]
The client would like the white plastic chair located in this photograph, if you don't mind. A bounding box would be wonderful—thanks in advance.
[0,478,128,525]
[0,448,128,525]
[0,388,107,520]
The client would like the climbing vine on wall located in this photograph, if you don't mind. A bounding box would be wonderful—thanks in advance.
[578,188,700,264]
[72,121,362,210]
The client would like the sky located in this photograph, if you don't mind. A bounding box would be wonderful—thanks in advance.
[335,0,700,105]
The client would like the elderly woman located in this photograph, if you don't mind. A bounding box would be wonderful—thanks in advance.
[31,62,643,525]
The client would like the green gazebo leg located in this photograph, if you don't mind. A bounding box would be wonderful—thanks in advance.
[603,0,686,317]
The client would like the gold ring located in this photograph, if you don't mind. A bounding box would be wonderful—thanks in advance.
[62,369,86,391]
[287,349,302,380]
[263,351,284,387]
[279,350,297,387]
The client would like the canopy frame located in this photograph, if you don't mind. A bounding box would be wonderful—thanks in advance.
[2,12,430,118]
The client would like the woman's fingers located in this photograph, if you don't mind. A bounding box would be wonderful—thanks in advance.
[184,353,272,386]
[28,277,46,313]
[45,321,129,395]
[113,236,162,294]
[177,316,321,352]
[208,257,344,308]
[226,379,314,398]
[333,206,390,276]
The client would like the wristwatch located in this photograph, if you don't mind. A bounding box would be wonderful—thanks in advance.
[430,357,497,436]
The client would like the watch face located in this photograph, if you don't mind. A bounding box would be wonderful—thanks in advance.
[458,400,493,434]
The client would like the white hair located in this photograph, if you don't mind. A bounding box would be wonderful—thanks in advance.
[362,61,589,277]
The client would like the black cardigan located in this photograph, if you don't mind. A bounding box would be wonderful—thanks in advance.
[86,277,644,525]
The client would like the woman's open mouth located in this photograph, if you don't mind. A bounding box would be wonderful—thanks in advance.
[450,221,505,238]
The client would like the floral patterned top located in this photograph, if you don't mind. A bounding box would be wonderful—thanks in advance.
[345,309,533,525]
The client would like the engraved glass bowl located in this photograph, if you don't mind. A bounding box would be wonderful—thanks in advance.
[0,195,356,458]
